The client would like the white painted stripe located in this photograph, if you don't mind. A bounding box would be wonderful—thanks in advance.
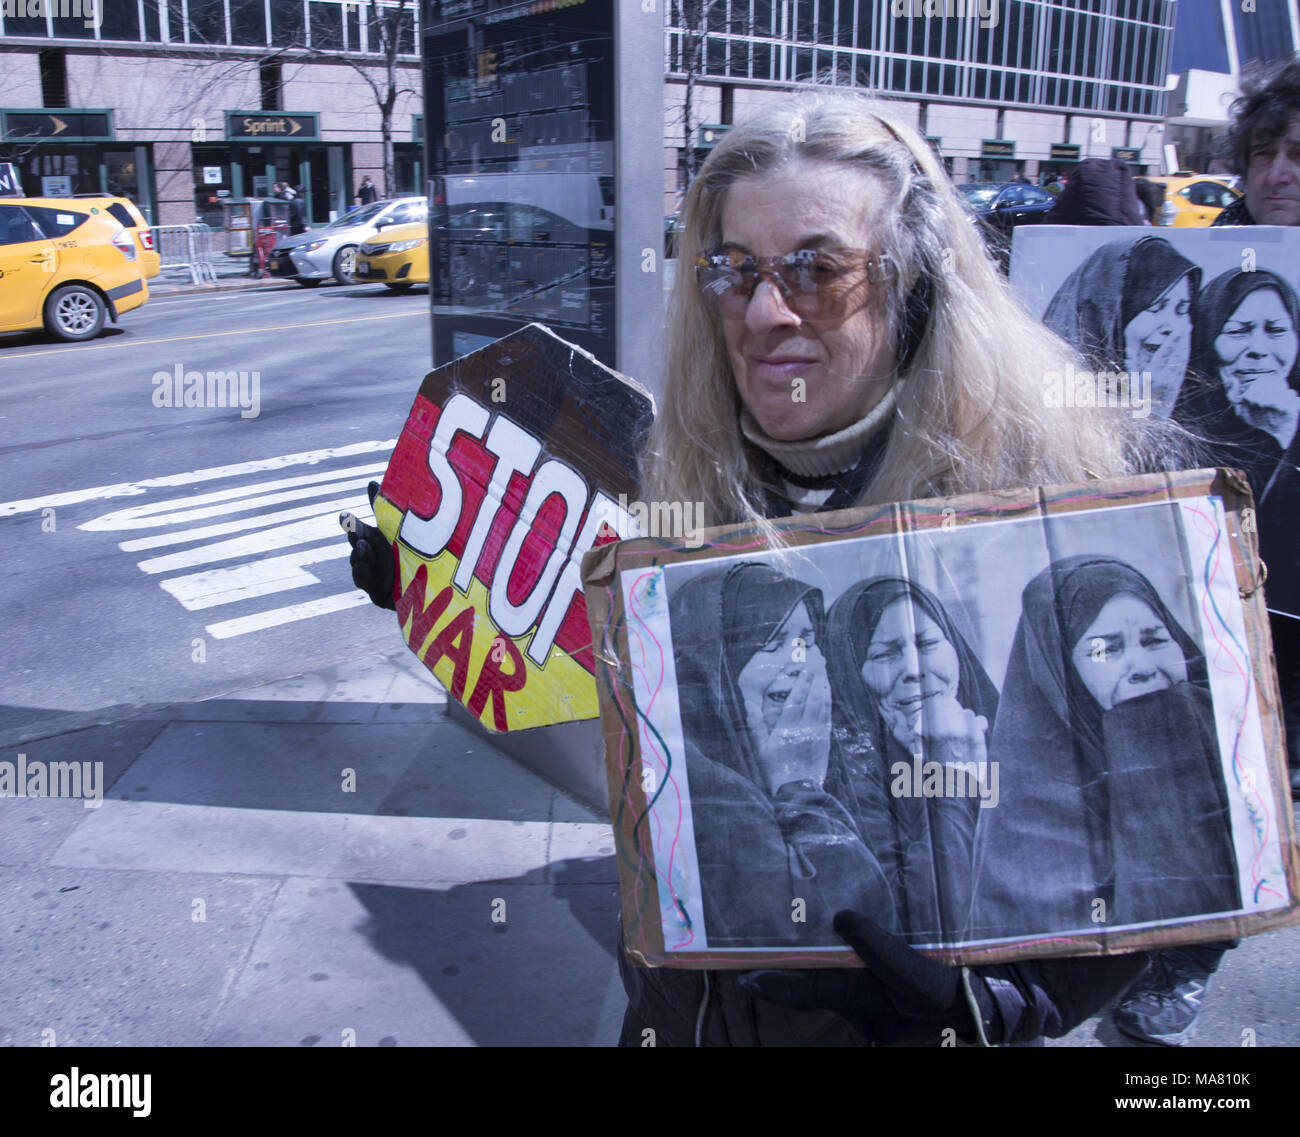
[120,495,372,552]
[205,591,372,639]
[161,545,353,610]
[81,463,388,531]
[92,474,381,533]
[0,439,396,518]
[138,519,344,574]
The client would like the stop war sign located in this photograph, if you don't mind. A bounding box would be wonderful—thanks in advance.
[374,324,655,731]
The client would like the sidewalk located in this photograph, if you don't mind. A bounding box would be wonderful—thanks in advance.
[0,650,624,1047]
[3,644,1297,1046]
[150,255,300,298]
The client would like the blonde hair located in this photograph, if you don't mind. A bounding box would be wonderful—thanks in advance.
[642,89,1189,531]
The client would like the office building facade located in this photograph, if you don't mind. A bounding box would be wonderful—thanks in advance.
[0,0,423,227]
[665,0,1179,203]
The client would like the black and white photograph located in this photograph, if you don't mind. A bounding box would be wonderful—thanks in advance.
[1012,225,1300,617]
[618,493,1286,959]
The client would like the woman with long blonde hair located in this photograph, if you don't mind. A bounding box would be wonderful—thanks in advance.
[642,91,1186,539]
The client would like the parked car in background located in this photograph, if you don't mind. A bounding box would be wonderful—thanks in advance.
[1153,175,1242,227]
[72,195,160,279]
[266,196,427,286]
[353,221,428,291]
[0,197,147,342]
[957,181,1058,236]
[956,181,1056,269]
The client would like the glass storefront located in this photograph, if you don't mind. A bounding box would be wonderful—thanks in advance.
[0,132,155,220]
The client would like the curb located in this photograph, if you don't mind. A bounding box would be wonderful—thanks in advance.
[0,703,171,749]
[150,277,299,298]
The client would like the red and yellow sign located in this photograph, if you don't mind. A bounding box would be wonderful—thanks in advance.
[375,325,654,731]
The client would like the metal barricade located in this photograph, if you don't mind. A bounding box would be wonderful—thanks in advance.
[154,223,218,285]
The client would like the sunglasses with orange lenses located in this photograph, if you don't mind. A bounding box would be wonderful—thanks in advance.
[695,247,892,319]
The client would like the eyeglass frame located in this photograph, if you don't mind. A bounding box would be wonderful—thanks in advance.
[694,246,895,320]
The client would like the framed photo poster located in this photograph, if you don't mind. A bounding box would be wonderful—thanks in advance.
[582,469,1300,967]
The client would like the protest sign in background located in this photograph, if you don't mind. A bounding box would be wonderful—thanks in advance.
[1012,224,1300,620]
[375,324,653,731]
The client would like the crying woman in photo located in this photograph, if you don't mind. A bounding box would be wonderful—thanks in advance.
[1042,236,1201,418]
[668,561,896,948]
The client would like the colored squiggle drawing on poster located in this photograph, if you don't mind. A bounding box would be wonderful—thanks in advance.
[624,567,697,948]
[1184,499,1284,904]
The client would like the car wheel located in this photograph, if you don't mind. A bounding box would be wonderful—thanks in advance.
[384,282,414,292]
[332,245,358,284]
[296,278,323,288]
[44,284,107,342]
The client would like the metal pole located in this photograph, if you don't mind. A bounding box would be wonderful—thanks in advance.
[614,0,666,402]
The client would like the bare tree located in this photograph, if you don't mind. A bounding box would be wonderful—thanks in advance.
[676,0,727,190]
[327,0,416,195]
[150,0,418,197]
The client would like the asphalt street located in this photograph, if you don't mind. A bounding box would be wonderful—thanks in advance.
[0,281,432,735]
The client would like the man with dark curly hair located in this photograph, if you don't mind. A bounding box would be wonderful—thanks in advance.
[1214,55,1300,226]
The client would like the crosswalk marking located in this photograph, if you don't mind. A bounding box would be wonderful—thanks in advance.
[206,592,373,639]
[79,464,387,531]
[139,517,361,575]
[119,493,370,552]
[0,439,395,518]
[63,441,401,641]
[161,546,354,610]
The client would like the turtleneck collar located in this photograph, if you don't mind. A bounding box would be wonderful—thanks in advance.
[740,382,899,478]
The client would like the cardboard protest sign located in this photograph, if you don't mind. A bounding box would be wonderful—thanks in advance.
[375,323,654,731]
[583,469,1300,967]
[1011,225,1300,620]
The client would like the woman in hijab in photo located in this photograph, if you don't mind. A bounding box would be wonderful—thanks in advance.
[668,560,897,949]
[970,555,1241,942]
[1175,269,1300,619]
[1174,268,1300,497]
[825,578,1000,945]
[1042,235,1201,419]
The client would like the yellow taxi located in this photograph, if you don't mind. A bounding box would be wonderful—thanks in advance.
[0,197,148,341]
[1156,175,1242,227]
[75,196,161,278]
[353,222,428,291]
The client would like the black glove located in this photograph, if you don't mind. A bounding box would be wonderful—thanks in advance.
[736,910,998,1046]
[344,481,396,610]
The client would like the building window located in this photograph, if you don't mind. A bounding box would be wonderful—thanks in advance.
[187,0,229,45]
[40,49,68,108]
[310,0,344,50]
[232,0,269,46]
[100,0,142,41]
[3,3,48,35]
[261,60,283,110]
[270,0,305,46]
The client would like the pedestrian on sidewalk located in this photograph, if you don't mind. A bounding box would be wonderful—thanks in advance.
[1046,157,1147,225]
[356,176,379,205]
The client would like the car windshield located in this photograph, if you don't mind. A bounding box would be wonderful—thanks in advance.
[958,186,1001,208]
[325,202,388,228]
